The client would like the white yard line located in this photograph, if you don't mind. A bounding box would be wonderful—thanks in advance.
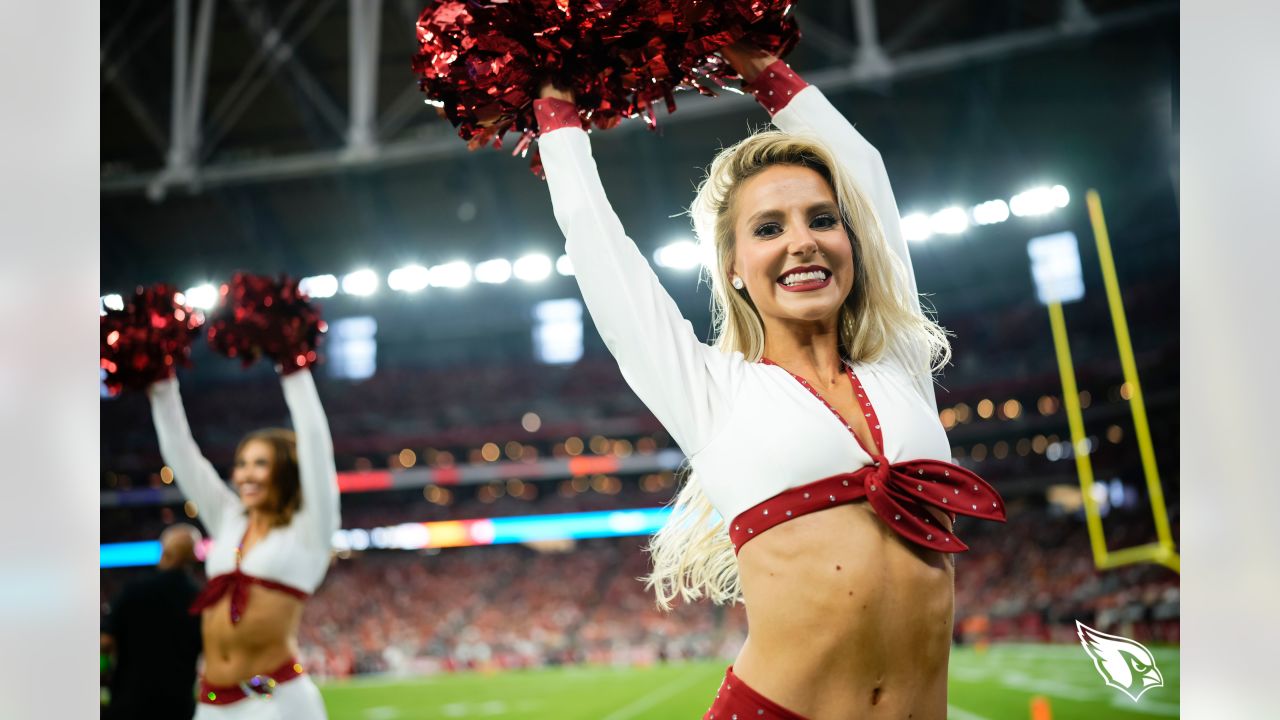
[999,671,1102,701]
[947,704,994,720]
[599,667,716,720]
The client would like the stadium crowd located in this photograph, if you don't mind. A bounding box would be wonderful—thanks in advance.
[100,268,1179,679]
[186,503,1176,680]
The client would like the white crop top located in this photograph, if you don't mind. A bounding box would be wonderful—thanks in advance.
[148,370,339,594]
[539,81,955,525]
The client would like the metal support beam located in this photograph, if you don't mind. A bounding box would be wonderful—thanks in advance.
[102,4,174,160]
[151,0,217,200]
[102,63,168,156]
[166,0,191,174]
[1061,0,1099,34]
[204,0,344,160]
[884,0,957,55]
[346,0,383,159]
[792,11,857,63]
[186,0,217,162]
[377,83,429,140]
[852,0,892,78]
[102,0,147,65]
[103,1,1177,195]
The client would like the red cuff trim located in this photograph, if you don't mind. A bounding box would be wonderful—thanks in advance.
[745,59,809,115]
[533,98,583,133]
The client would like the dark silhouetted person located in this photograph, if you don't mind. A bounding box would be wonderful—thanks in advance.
[103,524,204,719]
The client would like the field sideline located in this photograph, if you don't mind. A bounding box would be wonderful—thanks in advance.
[319,643,1180,719]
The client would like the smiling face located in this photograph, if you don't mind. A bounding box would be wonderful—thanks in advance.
[728,164,856,331]
[233,438,280,513]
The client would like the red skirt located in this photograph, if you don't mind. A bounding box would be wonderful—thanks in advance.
[705,666,808,720]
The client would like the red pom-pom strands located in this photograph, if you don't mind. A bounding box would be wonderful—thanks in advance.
[680,1,800,91]
[411,1,799,171]
[204,273,327,375]
[100,284,203,396]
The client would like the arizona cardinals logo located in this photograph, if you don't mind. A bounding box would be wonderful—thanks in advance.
[1075,620,1164,701]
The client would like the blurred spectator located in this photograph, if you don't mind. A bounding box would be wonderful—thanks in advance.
[102,524,204,719]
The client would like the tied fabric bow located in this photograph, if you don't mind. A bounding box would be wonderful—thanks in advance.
[861,455,1005,552]
[189,570,308,624]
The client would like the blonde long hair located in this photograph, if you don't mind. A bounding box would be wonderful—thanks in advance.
[643,131,951,610]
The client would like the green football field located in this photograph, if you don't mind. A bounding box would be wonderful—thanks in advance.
[319,643,1179,719]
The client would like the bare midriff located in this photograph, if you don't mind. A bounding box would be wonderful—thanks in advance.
[200,584,305,686]
[733,502,956,720]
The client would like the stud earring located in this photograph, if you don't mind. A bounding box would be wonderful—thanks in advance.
[731,276,744,290]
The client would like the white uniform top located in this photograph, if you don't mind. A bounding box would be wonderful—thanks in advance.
[148,369,339,593]
[539,82,953,525]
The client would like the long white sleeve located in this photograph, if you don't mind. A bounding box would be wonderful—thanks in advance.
[766,77,938,411]
[539,126,744,457]
[147,377,240,536]
[280,369,340,544]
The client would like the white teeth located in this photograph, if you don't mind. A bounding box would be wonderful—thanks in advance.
[781,270,828,286]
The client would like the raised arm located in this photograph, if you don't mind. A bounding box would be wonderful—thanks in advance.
[536,88,742,456]
[279,368,340,544]
[148,377,240,535]
[725,46,936,408]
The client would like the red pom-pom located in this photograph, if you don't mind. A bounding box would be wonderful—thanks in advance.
[413,0,692,167]
[204,272,326,374]
[100,284,203,395]
[679,0,801,89]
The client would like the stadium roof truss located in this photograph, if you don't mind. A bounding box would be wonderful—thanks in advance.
[101,0,1176,198]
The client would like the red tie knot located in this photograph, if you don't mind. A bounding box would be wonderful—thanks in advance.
[870,455,891,482]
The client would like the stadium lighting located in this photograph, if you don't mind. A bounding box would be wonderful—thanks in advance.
[556,254,575,276]
[1027,231,1085,305]
[1010,185,1069,217]
[1051,184,1070,208]
[100,293,124,314]
[513,254,553,282]
[341,269,379,296]
[901,213,932,242]
[971,199,1011,225]
[184,284,219,310]
[428,261,472,288]
[475,258,513,284]
[929,207,969,235]
[653,240,703,270]
[299,274,338,299]
[387,264,430,293]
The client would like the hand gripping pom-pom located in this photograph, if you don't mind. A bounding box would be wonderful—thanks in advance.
[204,272,326,374]
[678,0,801,89]
[100,284,203,395]
[413,0,711,171]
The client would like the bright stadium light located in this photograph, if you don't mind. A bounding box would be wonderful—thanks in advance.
[513,254,553,282]
[971,199,1010,225]
[387,264,430,292]
[930,207,969,235]
[341,269,379,296]
[299,274,338,298]
[533,298,584,365]
[653,240,702,270]
[184,284,219,310]
[556,254,575,276]
[1010,185,1067,217]
[474,258,513,284]
[428,261,472,288]
[901,213,932,242]
[1027,231,1085,305]
[1051,184,1070,208]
